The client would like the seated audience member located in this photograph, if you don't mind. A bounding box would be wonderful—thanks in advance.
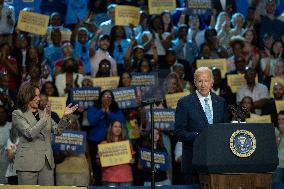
[273,110,284,183]
[90,34,117,77]
[98,120,134,186]
[55,58,84,97]
[87,90,126,185]
[262,83,284,125]
[55,115,91,186]
[138,128,170,186]
[236,67,269,114]
[39,93,60,123]
[0,106,12,184]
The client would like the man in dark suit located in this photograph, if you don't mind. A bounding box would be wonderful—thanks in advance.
[174,67,229,184]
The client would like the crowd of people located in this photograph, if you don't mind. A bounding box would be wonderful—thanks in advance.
[0,0,284,186]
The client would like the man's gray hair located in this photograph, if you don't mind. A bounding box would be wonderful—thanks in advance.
[194,67,213,81]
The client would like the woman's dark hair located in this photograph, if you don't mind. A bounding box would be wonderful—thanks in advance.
[137,58,153,73]
[243,29,258,46]
[161,10,173,33]
[41,81,59,97]
[96,90,119,112]
[25,47,41,68]
[279,110,284,116]
[28,63,42,79]
[240,96,255,114]
[271,40,283,58]
[61,57,79,73]
[109,26,127,57]
[96,59,111,77]
[17,82,39,112]
[148,15,164,34]
[118,72,132,87]
[143,128,164,149]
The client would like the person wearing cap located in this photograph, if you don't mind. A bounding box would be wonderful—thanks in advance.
[124,45,146,72]
[236,67,269,114]
[99,4,132,38]
[90,34,117,77]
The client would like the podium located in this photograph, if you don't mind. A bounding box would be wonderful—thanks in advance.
[192,123,278,189]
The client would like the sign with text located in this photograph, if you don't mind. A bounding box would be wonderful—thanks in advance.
[92,76,119,91]
[71,87,101,108]
[269,77,284,97]
[145,109,175,130]
[139,147,169,171]
[276,100,284,113]
[246,115,272,123]
[49,96,67,118]
[0,186,86,189]
[197,59,227,78]
[165,92,189,109]
[112,87,138,109]
[148,0,176,15]
[17,11,49,35]
[227,74,246,93]
[53,131,86,154]
[115,5,140,26]
[187,0,211,9]
[131,72,157,87]
[98,140,132,167]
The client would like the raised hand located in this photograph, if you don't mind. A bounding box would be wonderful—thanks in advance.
[63,103,79,116]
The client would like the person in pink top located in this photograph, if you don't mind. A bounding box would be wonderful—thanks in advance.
[97,120,134,186]
[90,34,117,77]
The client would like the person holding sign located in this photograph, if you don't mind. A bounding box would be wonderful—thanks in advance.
[87,90,125,185]
[98,120,134,186]
[138,128,170,186]
[174,67,229,184]
[12,82,78,185]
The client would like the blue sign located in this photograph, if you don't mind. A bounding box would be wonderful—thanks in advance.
[5,0,42,20]
[112,87,138,109]
[145,109,175,130]
[52,130,87,154]
[71,87,101,108]
[138,147,169,171]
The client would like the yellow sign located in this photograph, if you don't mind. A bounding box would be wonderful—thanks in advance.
[92,76,119,91]
[49,96,67,118]
[276,100,284,113]
[98,140,132,167]
[61,30,72,42]
[0,186,86,189]
[165,92,189,109]
[115,5,140,26]
[17,11,49,35]
[269,77,284,97]
[227,74,246,93]
[196,59,227,78]
[187,0,211,9]
[148,0,176,15]
[246,115,272,123]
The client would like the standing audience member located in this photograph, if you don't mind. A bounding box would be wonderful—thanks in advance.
[0,0,15,45]
[98,120,134,186]
[12,82,78,185]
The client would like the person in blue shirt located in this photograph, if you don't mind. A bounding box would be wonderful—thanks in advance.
[87,89,126,185]
[109,26,131,75]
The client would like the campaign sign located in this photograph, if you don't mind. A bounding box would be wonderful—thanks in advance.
[112,87,138,109]
[131,72,157,87]
[139,147,169,171]
[71,87,101,108]
[145,109,175,130]
[53,131,87,154]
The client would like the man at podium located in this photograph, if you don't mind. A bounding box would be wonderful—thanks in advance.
[174,67,229,184]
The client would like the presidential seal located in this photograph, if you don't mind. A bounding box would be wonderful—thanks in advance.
[230,130,256,158]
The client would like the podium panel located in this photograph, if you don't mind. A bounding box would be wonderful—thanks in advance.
[192,123,278,173]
